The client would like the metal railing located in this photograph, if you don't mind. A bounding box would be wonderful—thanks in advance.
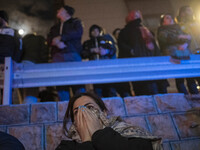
[1,55,200,105]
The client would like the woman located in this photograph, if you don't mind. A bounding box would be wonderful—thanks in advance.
[118,10,166,95]
[157,14,198,94]
[56,92,162,150]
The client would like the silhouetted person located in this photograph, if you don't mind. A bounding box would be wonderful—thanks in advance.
[157,14,198,94]
[0,10,22,64]
[82,25,117,97]
[118,10,162,95]
[48,5,85,101]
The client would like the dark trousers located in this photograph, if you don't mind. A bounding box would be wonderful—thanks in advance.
[57,85,85,101]
[176,78,199,94]
[132,81,158,96]
[115,82,132,97]
[94,83,117,97]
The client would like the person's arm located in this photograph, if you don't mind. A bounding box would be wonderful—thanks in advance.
[81,41,94,59]
[61,19,83,42]
[92,127,153,150]
[157,29,186,45]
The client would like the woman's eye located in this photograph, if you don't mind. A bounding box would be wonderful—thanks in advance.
[87,105,93,109]
[74,111,78,115]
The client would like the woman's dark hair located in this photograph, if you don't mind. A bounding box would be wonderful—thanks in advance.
[63,92,107,133]
[160,14,173,25]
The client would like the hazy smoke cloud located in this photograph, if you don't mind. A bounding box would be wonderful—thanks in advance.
[0,0,55,36]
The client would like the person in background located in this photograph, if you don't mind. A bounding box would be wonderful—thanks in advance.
[157,14,198,94]
[112,28,132,97]
[56,92,162,150]
[0,10,22,64]
[47,5,85,101]
[81,24,117,97]
[112,28,121,41]
[176,5,200,90]
[118,10,166,96]
[0,10,22,104]
[21,33,49,64]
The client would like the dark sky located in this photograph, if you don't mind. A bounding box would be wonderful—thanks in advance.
[0,0,55,37]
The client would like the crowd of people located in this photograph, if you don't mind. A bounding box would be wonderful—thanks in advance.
[1,4,200,150]
[0,5,200,102]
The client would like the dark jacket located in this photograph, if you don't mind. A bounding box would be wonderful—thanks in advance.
[81,36,116,60]
[21,34,49,63]
[118,19,160,58]
[157,24,191,59]
[0,131,25,150]
[47,18,83,62]
[55,127,153,150]
[0,27,22,64]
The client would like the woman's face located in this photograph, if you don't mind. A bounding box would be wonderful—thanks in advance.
[163,15,174,25]
[73,96,101,122]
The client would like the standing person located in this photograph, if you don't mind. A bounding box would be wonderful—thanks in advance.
[0,10,22,103]
[176,5,200,90]
[0,10,22,64]
[56,92,162,150]
[112,28,132,97]
[118,10,163,96]
[81,25,117,97]
[48,5,85,101]
[157,14,198,94]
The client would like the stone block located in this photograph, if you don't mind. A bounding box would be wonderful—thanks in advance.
[147,114,178,141]
[172,112,200,139]
[154,94,191,113]
[45,123,69,150]
[31,102,56,123]
[162,143,171,150]
[123,116,148,130]
[58,101,68,121]
[8,125,43,150]
[186,94,200,108]
[171,139,200,150]
[103,97,125,116]
[0,104,29,125]
[124,96,157,115]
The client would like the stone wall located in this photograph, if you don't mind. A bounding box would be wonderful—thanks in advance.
[0,93,200,150]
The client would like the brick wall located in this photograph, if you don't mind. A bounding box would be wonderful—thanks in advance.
[0,93,200,150]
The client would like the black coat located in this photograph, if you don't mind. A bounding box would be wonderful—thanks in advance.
[0,27,22,64]
[0,131,25,150]
[81,36,116,60]
[55,127,153,150]
[47,18,83,61]
[118,19,160,58]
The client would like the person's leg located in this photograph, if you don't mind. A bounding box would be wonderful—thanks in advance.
[71,85,86,96]
[175,78,188,94]
[146,81,158,95]
[93,84,103,97]
[186,78,199,94]
[115,82,132,97]
[156,79,169,94]
[102,83,118,97]
[56,86,70,101]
